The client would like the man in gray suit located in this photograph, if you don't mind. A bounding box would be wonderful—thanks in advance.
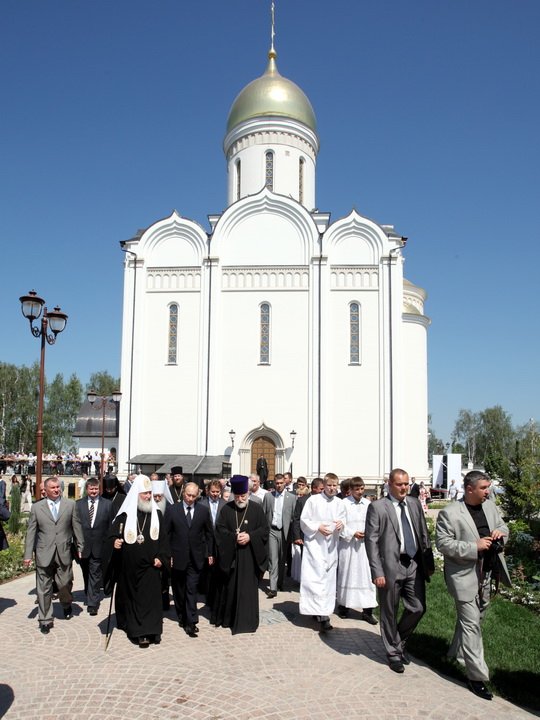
[24,476,84,633]
[365,468,433,673]
[263,473,296,598]
[436,470,511,701]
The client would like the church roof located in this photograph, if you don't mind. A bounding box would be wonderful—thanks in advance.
[226,51,317,134]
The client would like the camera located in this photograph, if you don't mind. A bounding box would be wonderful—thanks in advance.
[490,537,504,554]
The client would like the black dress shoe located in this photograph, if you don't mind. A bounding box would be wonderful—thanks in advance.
[337,605,349,619]
[266,590,277,599]
[138,637,150,648]
[40,624,52,634]
[389,660,405,673]
[87,607,98,616]
[153,635,161,645]
[319,619,333,632]
[185,624,198,637]
[361,611,378,625]
[63,606,73,620]
[467,680,492,700]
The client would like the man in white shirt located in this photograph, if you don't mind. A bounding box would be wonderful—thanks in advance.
[337,477,377,623]
[299,473,346,633]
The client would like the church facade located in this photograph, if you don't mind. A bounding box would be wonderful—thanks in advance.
[117,43,430,484]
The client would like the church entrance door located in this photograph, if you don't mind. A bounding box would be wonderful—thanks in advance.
[251,436,276,481]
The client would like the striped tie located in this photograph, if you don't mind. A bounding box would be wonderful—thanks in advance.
[89,499,95,527]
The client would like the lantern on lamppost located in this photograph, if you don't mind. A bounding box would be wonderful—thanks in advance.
[19,290,68,499]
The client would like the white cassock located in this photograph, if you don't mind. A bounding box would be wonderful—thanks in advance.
[337,496,378,610]
[299,493,346,616]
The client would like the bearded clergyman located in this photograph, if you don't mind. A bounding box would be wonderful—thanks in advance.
[152,474,174,610]
[213,475,268,634]
[104,474,170,648]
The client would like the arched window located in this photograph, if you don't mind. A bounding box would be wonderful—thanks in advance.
[168,303,179,364]
[236,159,241,201]
[299,157,305,204]
[260,302,271,364]
[265,151,274,191]
[350,302,360,365]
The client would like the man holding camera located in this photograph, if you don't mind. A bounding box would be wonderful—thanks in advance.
[436,470,511,701]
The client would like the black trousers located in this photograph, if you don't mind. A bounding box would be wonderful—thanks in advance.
[171,565,200,626]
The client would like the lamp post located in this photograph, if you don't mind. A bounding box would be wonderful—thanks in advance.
[229,429,236,450]
[87,389,122,492]
[19,290,68,500]
[289,429,297,474]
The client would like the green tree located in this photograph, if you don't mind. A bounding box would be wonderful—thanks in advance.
[428,415,446,461]
[86,371,120,397]
[500,440,540,523]
[451,409,480,465]
[43,373,83,451]
[477,405,515,467]
[0,362,40,452]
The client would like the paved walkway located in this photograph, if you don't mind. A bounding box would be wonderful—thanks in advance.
[0,568,536,720]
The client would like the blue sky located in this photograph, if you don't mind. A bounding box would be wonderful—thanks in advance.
[1,0,538,444]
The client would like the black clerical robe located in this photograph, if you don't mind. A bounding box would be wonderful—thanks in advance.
[214,500,268,634]
[104,510,170,641]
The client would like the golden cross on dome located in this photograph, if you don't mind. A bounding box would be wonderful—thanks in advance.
[270,1,276,57]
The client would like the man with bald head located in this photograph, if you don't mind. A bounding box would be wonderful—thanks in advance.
[165,481,214,637]
[365,468,433,673]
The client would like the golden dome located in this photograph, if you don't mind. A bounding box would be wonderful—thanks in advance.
[226,52,317,134]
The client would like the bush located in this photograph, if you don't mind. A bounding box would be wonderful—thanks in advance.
[0,533,31,582]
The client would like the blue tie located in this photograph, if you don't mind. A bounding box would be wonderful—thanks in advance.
[399,502,416,558]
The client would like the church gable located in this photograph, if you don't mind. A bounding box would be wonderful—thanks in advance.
[325,210,392,266]
[211,188,318,266]
[138,211,208,268]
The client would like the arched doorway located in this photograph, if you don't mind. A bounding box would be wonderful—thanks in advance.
[251,436,276,481]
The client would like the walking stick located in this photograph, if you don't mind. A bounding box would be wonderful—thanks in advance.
[104,522,123,651]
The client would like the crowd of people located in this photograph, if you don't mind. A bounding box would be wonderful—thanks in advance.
[16,465,510,702]
[0,450,116,478]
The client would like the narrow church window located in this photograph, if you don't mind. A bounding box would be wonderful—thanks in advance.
[236,159,241,201]
[299,157,305,204]
[350,302,360,365]
[260,302,270,364]
[265,152,274,191]
[168,303,179,364]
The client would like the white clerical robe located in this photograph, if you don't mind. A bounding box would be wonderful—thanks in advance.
[299,493,346,616]
[337,496,378,609]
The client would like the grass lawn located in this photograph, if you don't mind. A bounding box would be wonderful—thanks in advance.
[406,571,540,711]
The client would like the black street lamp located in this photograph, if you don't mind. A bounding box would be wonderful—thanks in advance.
[19,290,68,499]
[87,389,122,491]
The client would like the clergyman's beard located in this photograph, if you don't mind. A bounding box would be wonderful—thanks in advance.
[154,497,167,513]
[137,498,152,513]
[234,498,248,509]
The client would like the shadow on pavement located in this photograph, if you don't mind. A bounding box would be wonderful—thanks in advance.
[0,597,16,614]
[0,684,15,717]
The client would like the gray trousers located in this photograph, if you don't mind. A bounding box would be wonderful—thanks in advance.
[448,572,491,682]
[378,557,426,661]
[80,554,103,609]
[36,551,74,625]
[268,527,286,592]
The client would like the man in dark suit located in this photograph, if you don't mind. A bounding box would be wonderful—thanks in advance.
[256,455,268,489]
[76,477,112,615]
[408,477,420,498]
[24,476,84,633]
[263,474,296,598]
[365,468,433,673]
[198,479,227,605]
[165,481,214,637]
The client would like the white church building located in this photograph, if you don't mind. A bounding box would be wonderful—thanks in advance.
[117,38,430,484]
